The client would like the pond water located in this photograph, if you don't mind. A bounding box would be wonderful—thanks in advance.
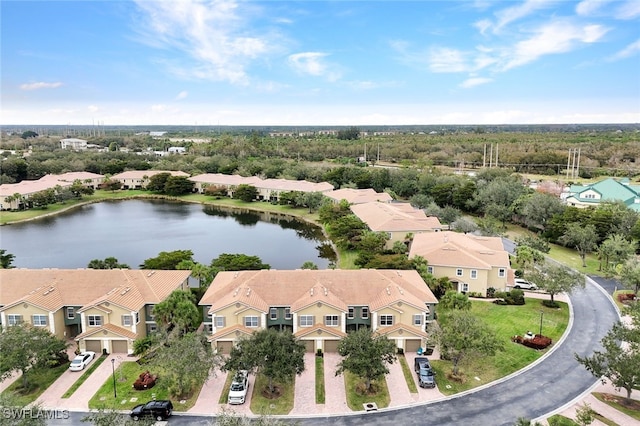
[0,199,335,270]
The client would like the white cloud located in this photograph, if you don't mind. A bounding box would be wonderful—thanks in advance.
[504,21,609,70]
[88,105,99,113]
[428,47,470,73]
[287,52,341,81]
[151,104,167,112]
[459,77,493,88]
[176,91,188,100]
[132,0,275,84]
[614,0,640,19]
[19,82,63,90]
[608,39,640,61]
[491,0,557,33]
[576,0,608,16]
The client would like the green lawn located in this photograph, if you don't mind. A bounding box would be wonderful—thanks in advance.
[398,354,418,393]
[432,298,569,395]
[593,392,640,421]
[87,361,201,412]
[218,371,234,404]
[62,355,108,398]
[3,364,69,406]
[315,356,325,404]
[248,373,294,415]
[343,371,390,411]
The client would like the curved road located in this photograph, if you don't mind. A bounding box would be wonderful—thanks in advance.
[51,277,619,426]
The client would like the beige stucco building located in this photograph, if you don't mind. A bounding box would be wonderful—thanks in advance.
[199,269,438,354]
[111,170,190,190]
[0,269,191,354]
[409,231,514,295]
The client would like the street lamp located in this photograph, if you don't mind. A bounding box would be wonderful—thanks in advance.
[539,311,544,336]
[111,358,117,398]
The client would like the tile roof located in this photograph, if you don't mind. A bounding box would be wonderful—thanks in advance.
[409,231,510,269]
[325,188,393,204]
[75,323,138,340]
[568,178,639,205]
[0,269,191,312]
[350,202,443,232]
[294,323,347,339]
[201,269,437,315]
[111,170,189,180]
[189,173,334,193]
[375,323,428,338]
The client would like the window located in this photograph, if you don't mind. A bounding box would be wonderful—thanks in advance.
[324,315,339,326]
[427,266,434,274]
[270,308,278,320]
[413,314,422,326]
[148,324,157,334]
[361,307,369,319]
[215,316,226,328]
[7,315,23,326]
[134,312,140,324]
[284,308,291,320]
[122,315,132,326]
[470,270,478,279]
[380,315,394,326]
[244,316,258,328]
[32,314,47,326]
[66,307,75,319]
[88,315,102,327]
[204,324,213,334]
[146,305,155,319]
[461,283,469,292]
[498,268,506,278]
[456,268,463,277]
[347,307,355,319]
[300,315,314,327]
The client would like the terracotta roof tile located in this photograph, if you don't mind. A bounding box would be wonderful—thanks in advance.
[325,188,393,204]
[351,202,442,232]
[75,323,138,340]
[294,324,347,338]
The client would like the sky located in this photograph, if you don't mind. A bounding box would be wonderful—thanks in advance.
[1,0,640,126]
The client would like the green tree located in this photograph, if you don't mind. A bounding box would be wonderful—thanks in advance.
[87,257,130,269]
[575,402,595,426]
[318,199,351,223]
[514,245,545,276]
[596,234,636,273]
[152,290,200,336]
[336,126,360,140]
[517,191,565,232]
[335,327,397,392]
[300,261,318,270]
[0,324,70,389]
[515,234,551,254]
[298,191,325,213]
[451,217,478,234]
[164,176,194,196]
[439,290,472,311]
[233,184,258,202]
[326,214,367,250]
[0,393,47,426]
[146,172,171,192]
[223,329,305,396]
[436,310,503,376]
[575,302,640,400]
[356,230,389,253]
[20,130,38,139]
[559,223,599,268]
[618,257,640,295]
[210,253,270,271]
[148,332,220,399]
[529,262,585,306]
[140,250,194,269]
[0,249,16,268]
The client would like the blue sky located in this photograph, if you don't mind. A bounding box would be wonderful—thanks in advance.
[2,0,639,126]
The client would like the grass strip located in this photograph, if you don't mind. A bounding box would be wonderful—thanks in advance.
[62,355,107,398]
[315,355,325,404]
[593,392,640,421]
[249,373,294,415]
[218,371,234,404]
[398,354,418,393]
[4,364,69,406]
[343,371,390,411]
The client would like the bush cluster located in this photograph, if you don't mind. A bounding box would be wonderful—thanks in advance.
[492,289,525,305]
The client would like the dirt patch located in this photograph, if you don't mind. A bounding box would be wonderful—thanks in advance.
[261,385,283,399]
[446,372,466,383]
[355,382,382,396]
[598,392,640,411]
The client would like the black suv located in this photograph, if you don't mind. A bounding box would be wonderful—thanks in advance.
[414,357,436,389]
[130,400,173,421]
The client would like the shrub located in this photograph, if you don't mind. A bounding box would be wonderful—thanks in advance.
[486,287,496,298]
[542,300,560,308]
[316,349,324,358]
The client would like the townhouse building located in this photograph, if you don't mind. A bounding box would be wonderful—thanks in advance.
[199,269,438,354]
[0,269,191,354]
[324,188,394,205]
[408,231,514,296]
[111,170,190,190]
[350,202,444,250]
[563,177,640,211]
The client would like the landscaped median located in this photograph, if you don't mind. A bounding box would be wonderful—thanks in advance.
[88,361,202,412]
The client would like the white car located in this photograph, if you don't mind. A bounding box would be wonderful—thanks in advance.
[69,351,96,371]
[514,278,538,290]
[227,370,249,405]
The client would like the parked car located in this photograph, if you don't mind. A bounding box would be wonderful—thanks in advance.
[514,278,538,290]
[68,351,95,371]
[414,357,436,389]
[228,370,249,405]
[130,400,173,421]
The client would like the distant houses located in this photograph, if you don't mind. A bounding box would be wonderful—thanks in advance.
[563,177,640,211]
[111,170,190,190]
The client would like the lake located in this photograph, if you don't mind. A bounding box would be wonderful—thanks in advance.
[0,199,335,270]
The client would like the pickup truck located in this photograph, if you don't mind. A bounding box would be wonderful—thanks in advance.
[228,370,249,405]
